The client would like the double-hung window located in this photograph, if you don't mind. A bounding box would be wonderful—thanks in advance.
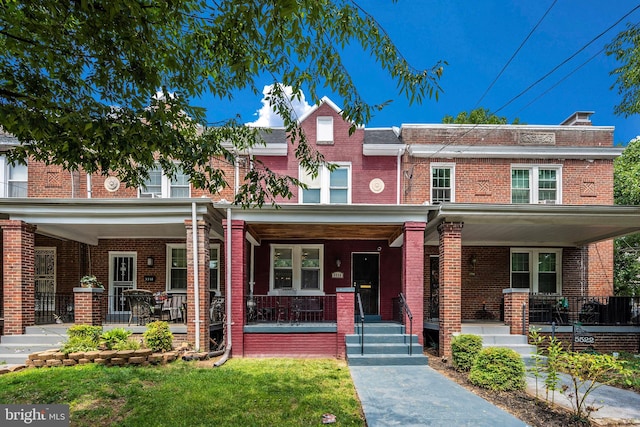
[511,165,561,204]
[270,245,323,294]
[300,163,351,204]
[167,244,187,292]
[209,245,220,295]
[140,164,190,198]
[431,164,455,203]
[0,157,28,198]
[511,249,562,294]
[317,116,334,144]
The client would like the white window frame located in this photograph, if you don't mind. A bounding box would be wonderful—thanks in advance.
[299,163,351,204]
[166,243,187,293]
[511,164,562,204]
[0,156,28,198]
[140,163,190,198]
[269,244,324,295]
[209,244,220,295]
[430,163,455,203]
[316,116,334,144]
[510,248,562,294]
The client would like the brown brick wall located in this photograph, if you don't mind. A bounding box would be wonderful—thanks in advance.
[244,333,338,357]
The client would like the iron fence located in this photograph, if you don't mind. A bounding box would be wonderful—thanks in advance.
[245,295,337,324]
[104,292,187,325]
[529,295,640,326]
[35,293,75,324]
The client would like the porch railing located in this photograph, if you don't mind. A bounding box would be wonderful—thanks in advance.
[35,293,75,324]
[398,293,414,356]
[529,295,640,326]
[104,292,187,325]
[245,295,337,324]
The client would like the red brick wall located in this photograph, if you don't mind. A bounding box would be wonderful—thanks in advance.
[336,289,355,359]
[227,220,247,357]
[185,219,211,351]
[244,333,337,357]
[402,222,425,345]
[73,289,104,325]
[536,332,640,354]
[438,222,463,357]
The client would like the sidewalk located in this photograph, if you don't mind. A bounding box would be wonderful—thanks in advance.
[349,365,527,427]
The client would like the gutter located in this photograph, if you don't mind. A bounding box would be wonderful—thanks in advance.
[214,207,233,366]
[192,202,201,350]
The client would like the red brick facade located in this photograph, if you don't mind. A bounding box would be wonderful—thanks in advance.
[438,222,463,358]
[185,219,211,351]
[73,288,104,326]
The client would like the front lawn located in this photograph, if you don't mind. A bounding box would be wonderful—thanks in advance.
[0,358,364,427]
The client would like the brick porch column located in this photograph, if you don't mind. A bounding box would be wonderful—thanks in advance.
[336,287,355,359]
[186,219,211,351]
[73,287,104,325]
[224,219,247,357]
[1,220,36,335]
[402,221,426,345]
[503,289,529,335]
[438,221,463,358]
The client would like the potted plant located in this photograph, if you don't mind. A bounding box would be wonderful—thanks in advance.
[80,275,104,289]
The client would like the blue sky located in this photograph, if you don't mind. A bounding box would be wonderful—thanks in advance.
[204,1,640,145]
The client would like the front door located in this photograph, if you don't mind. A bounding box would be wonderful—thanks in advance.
[109,252,137,314]
[34,247,56,312]
[352,253,379,316]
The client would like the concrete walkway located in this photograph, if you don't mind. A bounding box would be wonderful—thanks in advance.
[349,365,527,427]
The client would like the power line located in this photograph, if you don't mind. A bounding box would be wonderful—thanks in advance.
[475,0,557,108]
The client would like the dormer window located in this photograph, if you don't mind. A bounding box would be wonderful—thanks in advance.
[317,116,334,144]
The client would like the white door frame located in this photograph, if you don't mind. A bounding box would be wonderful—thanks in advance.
[108,251,137,314]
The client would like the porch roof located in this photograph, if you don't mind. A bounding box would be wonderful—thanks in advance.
[424,203,640,247]
[0,198,224,245]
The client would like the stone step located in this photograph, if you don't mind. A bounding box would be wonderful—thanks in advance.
[0,344,60,365]
[346,353,428,366]
[1,334,67,346]
[475,334,528,346]
[354,323,406,335]
[346,342,421,355]
[461,324,511,335]
[345,333,420,345]
[25,325,71,335]
[482,343,537,356]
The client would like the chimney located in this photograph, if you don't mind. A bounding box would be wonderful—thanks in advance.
[560,111,594,126]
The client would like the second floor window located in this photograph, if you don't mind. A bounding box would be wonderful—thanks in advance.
[317,116,334,144]
[511,166,560,204]
[431,164,454,203]
[8,162,27,197]
[140,164,190,198]
[300,164,351,204]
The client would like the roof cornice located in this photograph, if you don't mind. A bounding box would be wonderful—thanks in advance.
[407,144,623,159]
[363,144,406,156]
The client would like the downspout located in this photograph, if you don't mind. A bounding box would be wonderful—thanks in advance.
[191,202,201,350]
[86,173,92,198]
[214,207,233,366]
[396,148,403,205]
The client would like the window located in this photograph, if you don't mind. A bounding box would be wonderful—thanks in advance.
[0,157,28,198]
[300,163,351,204]
[511,165,561,204]
[270,245,323,294]
[510,249,562,294]
[317,116,333,144]
[210,245,220,294]
[167,244,187,291]
[431,164,454,203]
[140,164,190,198]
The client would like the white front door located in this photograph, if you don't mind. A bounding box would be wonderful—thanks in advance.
[34,247,56,312]
[109,252,137,314]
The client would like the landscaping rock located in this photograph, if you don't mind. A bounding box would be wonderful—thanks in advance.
[148,354,163,364]
[133,349,153,357]
[68,352,85,360]
[62,359,77,366]
[84,351,101,361]
[111,358,126,366]
[31,360,44,368]
[78,358,90,365]
[129,356,145,364]
[115,350,135,359]
[99,350,118,360]
[94,358,106,365]
[0,368,9,375]
[46,359,63,367]
[53,352,65,361]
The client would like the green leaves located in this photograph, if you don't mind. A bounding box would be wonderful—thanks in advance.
[607,23,640,117]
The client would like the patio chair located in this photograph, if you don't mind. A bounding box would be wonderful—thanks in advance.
[164,294,186,322]
[123,289,154,326]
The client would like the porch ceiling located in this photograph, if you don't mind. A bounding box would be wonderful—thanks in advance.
[424,203,640,247]
[247,223,403,242]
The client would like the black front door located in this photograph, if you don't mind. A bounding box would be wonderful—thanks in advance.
[352,253,379,315]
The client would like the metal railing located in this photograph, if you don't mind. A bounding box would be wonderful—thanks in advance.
[529,295,640,326]
[104,292,187,325]
[35,293,75,324]
[356,292,365,356]
[398,293,413,355]
[245,295,337,324]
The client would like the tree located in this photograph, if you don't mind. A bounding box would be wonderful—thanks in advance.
[607,23,640,117]
[0,0,445,207]
[613,136,640,295]
[442,108,520,124]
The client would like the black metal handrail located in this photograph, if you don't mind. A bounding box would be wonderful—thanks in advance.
[356,292,365,356]
[398,293,413,356]
[35,293,74,324]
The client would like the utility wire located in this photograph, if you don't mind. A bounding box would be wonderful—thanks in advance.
[475,0,557,108]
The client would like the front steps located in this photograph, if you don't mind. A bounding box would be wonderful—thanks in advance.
[460,323,536,360]
[346,322,428,366]
[0,325,68,365]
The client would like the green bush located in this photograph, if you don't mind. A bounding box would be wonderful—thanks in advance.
[114,338,142,351]
[469,347,525,391]
[143,321,173,352]
[61,325,103,354]
[100,328,132,350]
[451,334,483,372]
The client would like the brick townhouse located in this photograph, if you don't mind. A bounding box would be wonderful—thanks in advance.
[1,98,639,358]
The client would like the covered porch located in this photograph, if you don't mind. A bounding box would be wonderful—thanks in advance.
[423,203,640,357]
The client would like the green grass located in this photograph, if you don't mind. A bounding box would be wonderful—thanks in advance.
[0,359,364,427]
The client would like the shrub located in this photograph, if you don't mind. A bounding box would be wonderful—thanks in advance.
[143,321,173,352]
[469,347,525,391]
[451,334,483,372]
[100,328,132,350]
[62,325,103,354]
[114,338,142,351]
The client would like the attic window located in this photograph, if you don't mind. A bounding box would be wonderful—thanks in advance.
[317,116,333,144]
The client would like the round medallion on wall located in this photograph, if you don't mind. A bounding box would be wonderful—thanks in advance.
[104,176,121,192]
[369,178,385,194]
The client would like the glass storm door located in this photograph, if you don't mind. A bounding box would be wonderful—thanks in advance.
[109,253,136,314]
[34,247,56,312]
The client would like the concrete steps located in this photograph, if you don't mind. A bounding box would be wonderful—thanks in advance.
[0,325,68,365]
[460,323,536,357]
[346,322,428,366]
